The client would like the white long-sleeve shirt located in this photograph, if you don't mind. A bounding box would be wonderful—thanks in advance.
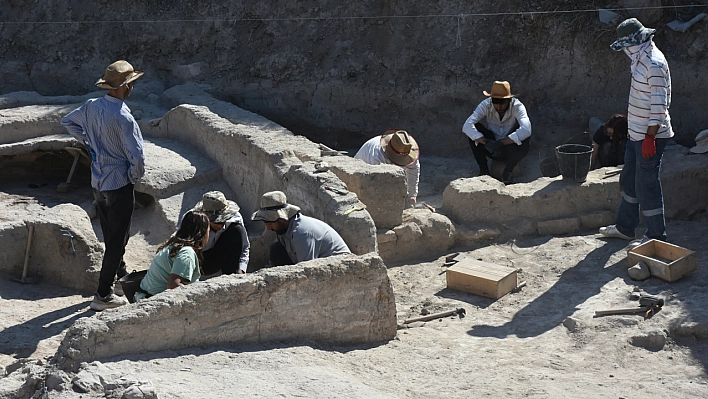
[462,98,532,145]
[354,136,420,199]
[624,40,673,141]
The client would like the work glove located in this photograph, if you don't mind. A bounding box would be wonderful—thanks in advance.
[642,135,656,158]
[484,140,503,158]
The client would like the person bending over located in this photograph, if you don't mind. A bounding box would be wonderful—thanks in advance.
[591,114,628,169]
[251,191,351,268]
[189,191,250,275]
[134,211,209,302]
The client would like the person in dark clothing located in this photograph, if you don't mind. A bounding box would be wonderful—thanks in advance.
[591,114,628,169]
[188,191,250,275]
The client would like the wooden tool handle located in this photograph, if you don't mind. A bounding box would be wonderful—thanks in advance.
[594,306,649,316]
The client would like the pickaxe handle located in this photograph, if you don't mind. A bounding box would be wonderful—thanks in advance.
[403,308,466,324]
[594,306,650,316]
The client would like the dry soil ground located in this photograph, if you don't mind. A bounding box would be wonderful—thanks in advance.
[1,155,708,398]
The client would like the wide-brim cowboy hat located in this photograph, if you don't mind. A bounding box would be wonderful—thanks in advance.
[380,129,420,167]
[252,191,301,222]
[610,18,656,51]
[95,60,144,89]
[690,129,708,154]
[192,191,240,224]
[483,81,517,99]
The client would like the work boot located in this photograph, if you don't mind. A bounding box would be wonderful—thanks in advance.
[90,292,129,311]
[599,225,634,240]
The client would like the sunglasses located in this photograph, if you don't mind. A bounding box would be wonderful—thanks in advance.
[491,98,509,105]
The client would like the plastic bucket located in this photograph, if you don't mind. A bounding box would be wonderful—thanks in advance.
[555,144,592,183]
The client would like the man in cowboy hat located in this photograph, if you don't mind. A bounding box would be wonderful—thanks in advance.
[61,60,145,311]
[462,80,532,184]
[600,18,673,243]
[252,191,351,268]
[187,191,250,275]
[354,129,420,208]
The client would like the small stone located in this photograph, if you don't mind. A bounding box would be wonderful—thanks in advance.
[563,317,578,332]
[628,262,650,280]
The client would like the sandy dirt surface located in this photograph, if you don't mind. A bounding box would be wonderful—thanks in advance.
[2,154,708,398]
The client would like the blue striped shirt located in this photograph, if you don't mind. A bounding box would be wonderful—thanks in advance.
[625,41,673,141]
[61,95,145,191]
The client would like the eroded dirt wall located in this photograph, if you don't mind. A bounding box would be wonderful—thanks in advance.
[1,1,705,155]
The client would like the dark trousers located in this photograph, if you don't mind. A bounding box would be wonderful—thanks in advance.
[201,223,246,275]
[269,241,294,267]
[93,183,134,297]
[468,123,530,178]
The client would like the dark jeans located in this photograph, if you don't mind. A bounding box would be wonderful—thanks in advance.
[597,140,627,168]
[248,241,294,273]
[469,123,530,178]
[269,241,294,267]
[201,223,247,275]
[93,183,134,297]
[615,138,668,241]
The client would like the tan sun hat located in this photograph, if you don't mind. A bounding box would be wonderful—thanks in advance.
[690,129,708,154]
[95,60,144,89]
[251,191,301,222]
[483,81,517,99]
[192,191,240,223]
[380,129,420,167]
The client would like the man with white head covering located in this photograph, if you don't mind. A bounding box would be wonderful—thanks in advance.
[252,191,351,267]
[61,60,145,311]
[462,80,532,184]
[190,191,250,275]
[354,129,420,208]
[600,18,673,242]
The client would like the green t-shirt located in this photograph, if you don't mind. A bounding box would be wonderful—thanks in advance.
[137,245,201,299]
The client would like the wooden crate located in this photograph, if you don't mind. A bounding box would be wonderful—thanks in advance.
[627,239,697,282]
[446,258,518,299]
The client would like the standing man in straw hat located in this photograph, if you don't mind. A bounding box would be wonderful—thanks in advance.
[462,81,532,184]
[600,18,673,243]
[252,191,351,268]
[354,129,420,208]
[188,191,250,275]
[61,60,145,311]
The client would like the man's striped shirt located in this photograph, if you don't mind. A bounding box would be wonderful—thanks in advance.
[61,95,145,191]
[626,41,673,141]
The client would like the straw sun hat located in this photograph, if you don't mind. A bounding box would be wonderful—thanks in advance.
[380,129,420,167]
[95,60,144,89]
[483,81,517,99]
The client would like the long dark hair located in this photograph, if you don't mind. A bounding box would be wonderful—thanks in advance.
[157,211,210,266]
[605,114,628,151]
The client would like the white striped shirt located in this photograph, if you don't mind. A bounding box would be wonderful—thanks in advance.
[61,95,145,191]
[625,41,673,141]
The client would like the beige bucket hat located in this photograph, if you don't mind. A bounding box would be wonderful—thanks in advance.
[192,191,240,223]
[251,191,301,222]
[95,60,144,89]
[380,129,420,167]
[690,129,708,154]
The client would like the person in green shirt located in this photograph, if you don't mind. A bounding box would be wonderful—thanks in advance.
[135,211,210,301]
